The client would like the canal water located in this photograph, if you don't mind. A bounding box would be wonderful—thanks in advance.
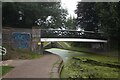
[45,48,87,63]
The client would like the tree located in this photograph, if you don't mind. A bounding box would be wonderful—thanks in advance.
[75,2,98,31]
[95,2,120,49]
[64,16,76,30]
[75,2,120,50]
[2,2,68,29]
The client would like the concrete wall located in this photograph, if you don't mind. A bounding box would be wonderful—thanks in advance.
[2,27,41,53]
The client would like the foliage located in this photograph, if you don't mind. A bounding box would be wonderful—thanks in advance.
[64,16,76,30]
[2,44,43,60]
[0,66,14,76]
[3,2,68,29]
[75,2,98,31]
[75,2,120,49]
[61,52,119,78]
[95,2,120,49]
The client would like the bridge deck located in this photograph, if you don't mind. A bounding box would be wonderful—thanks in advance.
[41,38,107,43]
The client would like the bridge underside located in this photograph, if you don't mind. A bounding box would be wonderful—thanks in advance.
[41,38,107,43]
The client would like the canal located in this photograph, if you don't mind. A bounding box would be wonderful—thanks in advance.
[46,48,119,78]
[45,48,89,63]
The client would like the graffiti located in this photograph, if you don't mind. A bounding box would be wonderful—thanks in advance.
[12,33,30,48]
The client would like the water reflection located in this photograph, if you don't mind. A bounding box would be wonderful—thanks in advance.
[45,48,86,63]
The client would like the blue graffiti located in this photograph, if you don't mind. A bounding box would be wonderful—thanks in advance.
[12,33,30,49]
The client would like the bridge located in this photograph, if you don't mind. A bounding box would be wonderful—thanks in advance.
[40,29,107,43]
[2,28,108,54]
[38,29,107,54]
[41,38,107,42]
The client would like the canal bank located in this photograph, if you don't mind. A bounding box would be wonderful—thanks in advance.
[46,48,119,79]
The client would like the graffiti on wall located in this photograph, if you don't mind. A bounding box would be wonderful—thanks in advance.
[12,32,31,48]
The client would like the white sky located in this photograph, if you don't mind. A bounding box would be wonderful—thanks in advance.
[61,0,81,18]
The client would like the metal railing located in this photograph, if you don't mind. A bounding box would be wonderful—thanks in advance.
[41,29,106,40]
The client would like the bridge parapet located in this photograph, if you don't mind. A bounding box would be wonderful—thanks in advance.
[41,29,106,40]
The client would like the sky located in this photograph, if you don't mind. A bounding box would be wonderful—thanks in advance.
[60,0,119,18]
[61,0,81,18]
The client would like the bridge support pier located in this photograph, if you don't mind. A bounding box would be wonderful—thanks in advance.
[38,42,44,54]
[40,42,44,54]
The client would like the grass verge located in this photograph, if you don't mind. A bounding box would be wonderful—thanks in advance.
[2,44,43,60]
[2,49,43,60]
[0,66,14,76]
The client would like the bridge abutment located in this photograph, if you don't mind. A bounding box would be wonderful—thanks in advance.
[38,42,44,54]
[32,27,44,54]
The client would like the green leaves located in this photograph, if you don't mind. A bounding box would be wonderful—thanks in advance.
[3,2,68,29]
[76,2,98,31]
[95,2,120,49]
[75,2,120,49]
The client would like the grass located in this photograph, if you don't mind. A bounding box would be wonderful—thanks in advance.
[61,51,119,78]
[50,42,119,78]
[3,49,43,60]
[57,42,91,52]
[18,51,43,59]
[57,42,71,49]
[43,42,49,46]
[2,44,43,60]
[0,66,14,76]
